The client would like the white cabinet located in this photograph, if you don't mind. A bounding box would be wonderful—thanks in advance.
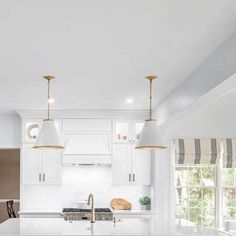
[22,145,41,185]
[22,119,62,143]
[112,119,150,185]
[113,120,144,143]
[22,119,41,143]
[41,150,62,184]
[132,147,151,185]
[22,144,62,185]
[112,144,132,185]
[112,144,151,185]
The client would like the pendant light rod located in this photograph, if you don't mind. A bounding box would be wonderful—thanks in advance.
[145,75,157,121]
[43,76,54,121]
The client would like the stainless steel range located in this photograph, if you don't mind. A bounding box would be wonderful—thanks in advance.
[62,208,113,221]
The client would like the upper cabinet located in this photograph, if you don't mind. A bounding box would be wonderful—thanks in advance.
[22,144,41,185]
[112,119,150,185]
[113,120,144,143]
[22,119,62,143]
[22,144,62,185]
[112,144,151,185]
[21,117,148,186]
[22,119,41,143]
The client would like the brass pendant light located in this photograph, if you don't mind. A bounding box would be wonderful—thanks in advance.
[136,75,166,150]
[33,76,63,149]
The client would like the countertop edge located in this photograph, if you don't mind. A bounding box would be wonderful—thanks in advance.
[19,210,154,215]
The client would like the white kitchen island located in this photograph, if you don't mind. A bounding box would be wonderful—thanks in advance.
[0,217,229,236]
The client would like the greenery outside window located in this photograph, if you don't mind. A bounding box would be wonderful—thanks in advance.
[222,168,236,222]
[175,165,216,227]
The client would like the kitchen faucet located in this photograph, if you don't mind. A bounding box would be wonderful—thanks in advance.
[87,194,95,223]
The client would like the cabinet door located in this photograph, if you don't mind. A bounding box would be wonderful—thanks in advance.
[112,144,132,185]
[132,120,144,143]
[41,150,62,185]
[22,145,42,185]
[22,119,62,143]
[131,144,151,185]
[113,120,132,143]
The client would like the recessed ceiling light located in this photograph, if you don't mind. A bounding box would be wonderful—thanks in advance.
[126,98,134,104]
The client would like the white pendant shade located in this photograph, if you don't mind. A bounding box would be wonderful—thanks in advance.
[136,119,166,150]
[33,119,63,149]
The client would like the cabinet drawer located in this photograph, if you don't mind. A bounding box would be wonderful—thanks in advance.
[63,119,111,132]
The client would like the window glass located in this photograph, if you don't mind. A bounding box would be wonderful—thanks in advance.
[222,168,236,222]
[175,165,215,227]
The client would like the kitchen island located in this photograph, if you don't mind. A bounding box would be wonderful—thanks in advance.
[0,217,228,236]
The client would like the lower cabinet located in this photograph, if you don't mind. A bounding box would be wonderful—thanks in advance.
[22,144,62,185]
[112,144,151,185]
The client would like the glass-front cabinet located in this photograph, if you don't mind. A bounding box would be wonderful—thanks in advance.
[22,119,62,143]
[113,119,144,143]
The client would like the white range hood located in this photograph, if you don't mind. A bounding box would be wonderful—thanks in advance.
[63,132,112,165]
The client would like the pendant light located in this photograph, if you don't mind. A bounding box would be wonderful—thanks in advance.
[33,76,63,149]
[136,75,166,150]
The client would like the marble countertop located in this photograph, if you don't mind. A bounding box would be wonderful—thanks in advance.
[18,209,62,215]
[0,217,229,236]
[18,209,154,215]
[112,209,154,215]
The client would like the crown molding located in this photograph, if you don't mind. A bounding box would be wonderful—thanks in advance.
[16,109,149,119]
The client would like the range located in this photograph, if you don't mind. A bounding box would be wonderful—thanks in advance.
[62,208,113,221]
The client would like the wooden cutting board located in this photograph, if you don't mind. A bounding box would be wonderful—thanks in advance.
[111,198,132,210]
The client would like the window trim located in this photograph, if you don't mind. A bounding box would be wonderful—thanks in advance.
[172,139,227,229]
[175,169,216,227]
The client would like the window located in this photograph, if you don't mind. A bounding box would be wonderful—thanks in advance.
[174,138,236,228]
[222,168,236,222]
[175,165,216,227]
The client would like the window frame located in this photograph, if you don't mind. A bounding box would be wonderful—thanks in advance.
[175,164,217,227]
[172,140,229,229]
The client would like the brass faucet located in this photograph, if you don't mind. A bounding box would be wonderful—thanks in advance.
[87,194,95,223]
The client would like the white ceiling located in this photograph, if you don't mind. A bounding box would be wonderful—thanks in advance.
[0,0,236,112]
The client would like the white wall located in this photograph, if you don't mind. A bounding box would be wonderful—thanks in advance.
[153,78,236,220]
[22,165,150,211]
[0,113,20,148]
[151,149,170,219]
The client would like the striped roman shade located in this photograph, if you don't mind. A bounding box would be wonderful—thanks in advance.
[222,139,236,168]
[175,139,219,165]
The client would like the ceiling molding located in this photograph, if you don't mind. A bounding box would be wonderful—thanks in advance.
[155,31,236,126]
[160,73,236,130]
[16,109,149,119]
